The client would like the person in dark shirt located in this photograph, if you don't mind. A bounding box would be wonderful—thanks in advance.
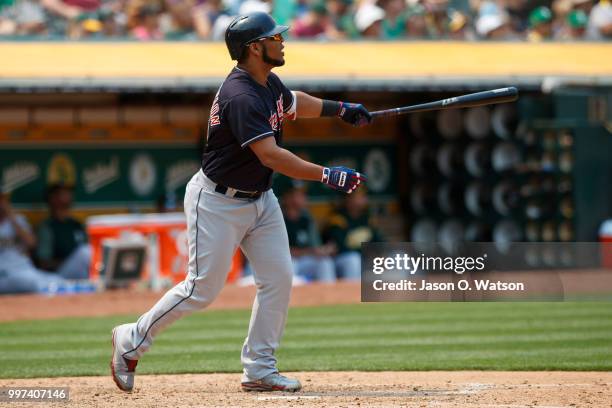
[324,188,383,280]
[36,184,90,280]
[279,177,335,283]
[110,11,371,394]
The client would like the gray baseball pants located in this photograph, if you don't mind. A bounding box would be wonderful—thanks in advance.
[115,170,293,381]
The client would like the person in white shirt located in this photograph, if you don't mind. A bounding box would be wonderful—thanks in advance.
[587,0,612,39]
[0,191,66,294]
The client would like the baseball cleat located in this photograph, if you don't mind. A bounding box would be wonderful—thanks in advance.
[241,372,302,392]
[111,325,138,392]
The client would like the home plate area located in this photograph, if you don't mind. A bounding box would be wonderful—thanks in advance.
[1,371,609,407]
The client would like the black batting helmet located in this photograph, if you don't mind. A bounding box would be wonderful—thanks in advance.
[225,12,289,61]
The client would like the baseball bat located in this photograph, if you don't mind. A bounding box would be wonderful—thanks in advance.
[370,87,518,119]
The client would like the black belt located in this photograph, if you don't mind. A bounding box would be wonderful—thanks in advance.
[214,183,262,199]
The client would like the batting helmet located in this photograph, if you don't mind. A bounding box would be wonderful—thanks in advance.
[225,12,289,61]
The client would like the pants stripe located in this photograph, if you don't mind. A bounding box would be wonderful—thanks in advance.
[122,187,204,358]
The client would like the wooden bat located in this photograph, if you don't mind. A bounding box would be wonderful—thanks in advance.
[370,87,519,119]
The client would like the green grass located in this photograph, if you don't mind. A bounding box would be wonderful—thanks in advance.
[1,302,611,378]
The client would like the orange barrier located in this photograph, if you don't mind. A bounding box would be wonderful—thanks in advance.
[87,213,242,285]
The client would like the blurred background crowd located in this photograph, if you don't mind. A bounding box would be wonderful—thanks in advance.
[0,177,381,294]
[0,0,610,41]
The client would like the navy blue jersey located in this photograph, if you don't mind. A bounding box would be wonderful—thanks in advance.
[202,67,296,192]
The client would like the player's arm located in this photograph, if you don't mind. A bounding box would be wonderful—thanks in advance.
[293,91,324,118]
[40,0,81,19]
[249,137,365,194]
[3,204,36,249]
[293,91,372,127]
[11,216,36,250]
[249,137,323,181]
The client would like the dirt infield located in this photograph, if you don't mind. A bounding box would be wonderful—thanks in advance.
[1,371,610,407]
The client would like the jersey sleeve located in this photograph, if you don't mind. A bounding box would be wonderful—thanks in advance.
[270,73,297,120]
[226,93,275,148]
[285,91,297,120]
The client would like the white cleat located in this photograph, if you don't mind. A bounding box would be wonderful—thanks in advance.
[241,372,302,392]
[110,325,138,392]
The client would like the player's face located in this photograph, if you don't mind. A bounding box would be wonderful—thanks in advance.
[50,188,73,210]
[261,33,285,67]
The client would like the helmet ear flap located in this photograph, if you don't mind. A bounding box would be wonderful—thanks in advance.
[237,43,251,62]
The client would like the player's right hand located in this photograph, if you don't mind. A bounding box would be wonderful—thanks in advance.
[338,102,372,127]
[321,166,366,194]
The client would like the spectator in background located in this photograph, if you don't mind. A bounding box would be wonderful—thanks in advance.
[0,0,13,35]
[552,0,573,34]
[586,0,612,39]
[476,11,516,39]
[210,13,234,40]
[0,0,46,36]
[99,6,123,37]
[324,189,383,280]
[291,0,338,39]
[571,0,595,15]
[41,0,94,18]
[355,2,385,38]
[279,178,336,283]
[223,0,243,16]
[239,0,272,15]
[272,0,310,25]
[66,11,103,38]
[0,0,608,40]
[271,0,293,25]
[380,0,408,39]
[0,0,12,12]
[130,3,163,40]
[448,9,475,39]
[555,9,588,39]
[41,0,92,36]
[473,0,499,16]
[36,184,91,280]
[405,3,428,37]
[0,191,67,294]
[503,0,531,33]
[328,0,359,39]
[422,0,451,38]
[161,0,196,39]
[527,6,553,41]
[61,0,100,11]
[191,0,229,39]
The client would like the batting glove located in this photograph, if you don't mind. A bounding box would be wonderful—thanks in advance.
[322,166,367,194]
[338,102,372,127]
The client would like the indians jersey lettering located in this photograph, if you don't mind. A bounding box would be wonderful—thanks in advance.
[202,67,296,191]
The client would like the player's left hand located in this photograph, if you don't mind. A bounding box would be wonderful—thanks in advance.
[322,166,367,194]
[338,102,372,127]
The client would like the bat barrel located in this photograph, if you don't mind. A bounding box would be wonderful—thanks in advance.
[458,87,518,107]
[370,87,519,118]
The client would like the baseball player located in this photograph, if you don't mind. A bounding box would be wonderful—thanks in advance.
[111,11,370,393]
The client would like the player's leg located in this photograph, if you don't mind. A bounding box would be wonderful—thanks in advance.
[56,244,91,280]
[239,190,299,390]
[0,262,66,294]
[111,171,256,391]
